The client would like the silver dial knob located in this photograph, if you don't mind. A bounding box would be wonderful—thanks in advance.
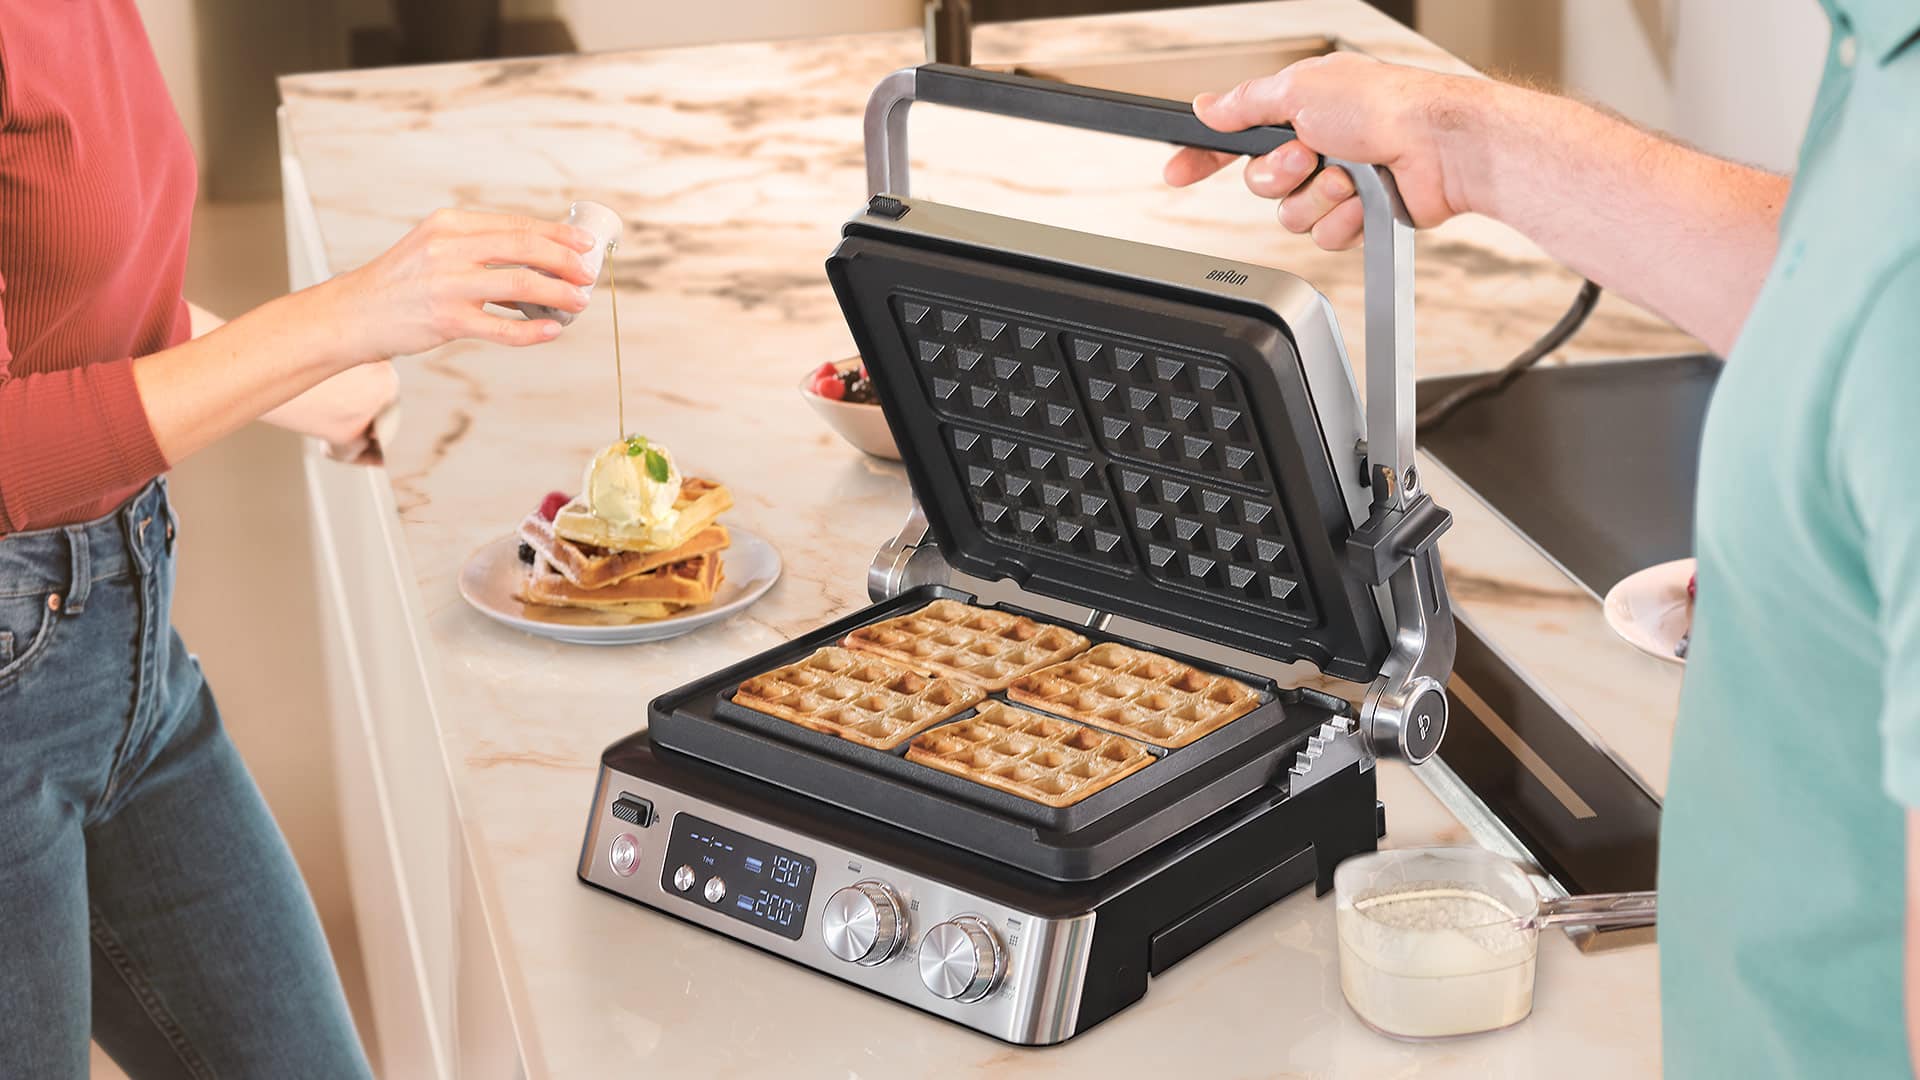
[820,881,905,965]
[917,916,1003,1003]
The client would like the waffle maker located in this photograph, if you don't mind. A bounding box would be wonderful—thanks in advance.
[577,64,1455,1046]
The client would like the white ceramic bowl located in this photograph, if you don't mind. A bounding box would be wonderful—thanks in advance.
[799,357,899,461]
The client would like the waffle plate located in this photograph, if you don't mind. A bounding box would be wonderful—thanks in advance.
[647,585,1342,880]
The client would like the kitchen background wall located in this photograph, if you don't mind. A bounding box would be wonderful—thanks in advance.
[104,0,1827,1074]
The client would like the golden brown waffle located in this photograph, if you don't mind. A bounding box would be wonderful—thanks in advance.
[1005,641,1261,749]
[552,477,732,552]
[520,512,729,589]
[732,646,985,750]
[842,599,1091,691]
[905,702,1154,808]
[520,551,724,615]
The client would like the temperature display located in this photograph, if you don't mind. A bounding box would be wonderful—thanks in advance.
[662,814,816,941]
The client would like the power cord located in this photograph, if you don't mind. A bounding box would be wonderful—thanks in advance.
[1415,279,1603,431]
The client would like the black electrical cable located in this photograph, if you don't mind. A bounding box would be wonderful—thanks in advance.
[1416,279,1603,431]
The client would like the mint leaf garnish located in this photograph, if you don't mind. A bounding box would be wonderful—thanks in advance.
[644,448,670,483]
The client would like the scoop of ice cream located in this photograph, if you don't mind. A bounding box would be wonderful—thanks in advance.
[581,437,682,545]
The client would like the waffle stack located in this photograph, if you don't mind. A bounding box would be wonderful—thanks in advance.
[842,599,1090,691]
[516,478,734,619]
[1007,641,1260,748]
[733,646,984,749]
[905,701,1154,807]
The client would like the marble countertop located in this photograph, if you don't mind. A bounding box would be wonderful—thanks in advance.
[279,2,1696,1074]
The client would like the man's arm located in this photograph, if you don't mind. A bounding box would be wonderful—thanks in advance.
[188,299,398,457]
[1166,53,1788,354]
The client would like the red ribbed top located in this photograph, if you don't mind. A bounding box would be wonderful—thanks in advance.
[0,0,193,533]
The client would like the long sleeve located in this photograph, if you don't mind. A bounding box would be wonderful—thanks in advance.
[0,314,171,532]
[0,0,197,533]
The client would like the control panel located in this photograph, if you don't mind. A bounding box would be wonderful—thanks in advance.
[579,770,1097,1045]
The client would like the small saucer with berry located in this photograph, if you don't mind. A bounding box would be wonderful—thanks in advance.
[799,356,899,461]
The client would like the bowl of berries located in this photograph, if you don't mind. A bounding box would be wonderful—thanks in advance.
[800,356,899,461]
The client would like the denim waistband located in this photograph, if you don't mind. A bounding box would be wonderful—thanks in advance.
[0,479,173,608]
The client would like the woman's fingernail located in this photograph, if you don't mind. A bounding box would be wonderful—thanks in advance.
[541,320,562,337]
[572,228,596,251]
[1284,145,1312,172]
[1324,171,1353,198]
[1249,168,1273,187]
[573,286,591,304]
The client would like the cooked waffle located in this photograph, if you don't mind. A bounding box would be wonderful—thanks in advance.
[520,551,724,615]
[841,599,1090,691]
[552,477,732,552]
[905,701,1154,808]
[1005,641,1260,748]
[521,512,729,589]
[732,646,985,750]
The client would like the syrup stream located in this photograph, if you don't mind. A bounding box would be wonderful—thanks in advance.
[605,240,624,441]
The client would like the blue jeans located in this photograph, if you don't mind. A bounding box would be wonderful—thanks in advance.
[0,480,371,1078]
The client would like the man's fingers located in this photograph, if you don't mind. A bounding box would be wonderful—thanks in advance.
[1192,65,1302,133]
[1244,142,1320,199]
[1164,146,1238,187]
[1277,166,1355,233]
[1309,196,1366,251]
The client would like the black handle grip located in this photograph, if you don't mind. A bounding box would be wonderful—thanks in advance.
[916,63,1299,160]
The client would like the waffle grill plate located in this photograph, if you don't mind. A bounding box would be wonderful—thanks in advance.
[648,585,1341,881]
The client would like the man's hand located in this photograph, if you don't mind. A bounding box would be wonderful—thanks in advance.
[1165,53,1488,250]
[1163,53,1788,353]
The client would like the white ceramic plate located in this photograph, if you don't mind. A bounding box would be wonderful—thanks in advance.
[457,526,780,645]
[1602,557,1695,665]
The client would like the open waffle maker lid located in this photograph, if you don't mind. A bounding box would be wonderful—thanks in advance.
[827,67,1455,712]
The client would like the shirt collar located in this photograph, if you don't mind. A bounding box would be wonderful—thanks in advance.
[1823,0,1920,64]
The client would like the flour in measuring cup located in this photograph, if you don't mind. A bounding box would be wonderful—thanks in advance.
[1337,885,1537,1039]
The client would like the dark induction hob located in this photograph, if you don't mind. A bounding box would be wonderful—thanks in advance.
[1414,354,1720,930]
[1419,354,1721,597]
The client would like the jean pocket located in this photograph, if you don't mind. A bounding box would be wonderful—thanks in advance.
[0,590,60,687]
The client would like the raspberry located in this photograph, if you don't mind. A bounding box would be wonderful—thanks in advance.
[811,374,846,401]
[537,491,569,522]
[814,361,840,381]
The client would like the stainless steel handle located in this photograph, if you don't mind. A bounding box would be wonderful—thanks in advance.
[1528,890,1658,931]
[861,63,1419,512]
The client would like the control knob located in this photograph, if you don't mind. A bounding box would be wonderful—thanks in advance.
[820,881,905,965]
[917,916,1004,1003]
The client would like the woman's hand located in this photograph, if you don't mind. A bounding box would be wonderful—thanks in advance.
[325,208,599,360]
[1163,53,1491,250]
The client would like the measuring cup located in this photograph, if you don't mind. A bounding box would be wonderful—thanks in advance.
[501,200,623,326]
[1333,846,1656,1040]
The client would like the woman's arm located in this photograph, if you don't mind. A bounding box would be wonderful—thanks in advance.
[1165,53,1788,354]
[187,300,398,455]
[0,209,594,531]
[136,208,594,467]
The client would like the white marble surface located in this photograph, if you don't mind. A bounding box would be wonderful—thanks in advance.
[279,3,1696,1075]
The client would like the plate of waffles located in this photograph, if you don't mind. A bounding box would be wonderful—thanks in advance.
[458,437,780,644]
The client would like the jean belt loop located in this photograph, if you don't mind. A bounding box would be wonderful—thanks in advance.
[62,525,91,615]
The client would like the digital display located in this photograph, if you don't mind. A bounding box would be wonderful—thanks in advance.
[661,814,817,941]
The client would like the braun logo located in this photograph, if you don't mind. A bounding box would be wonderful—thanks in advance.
[1206,268,1249,286]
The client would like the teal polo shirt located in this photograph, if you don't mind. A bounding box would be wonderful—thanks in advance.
[1662,2,1920,1076]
